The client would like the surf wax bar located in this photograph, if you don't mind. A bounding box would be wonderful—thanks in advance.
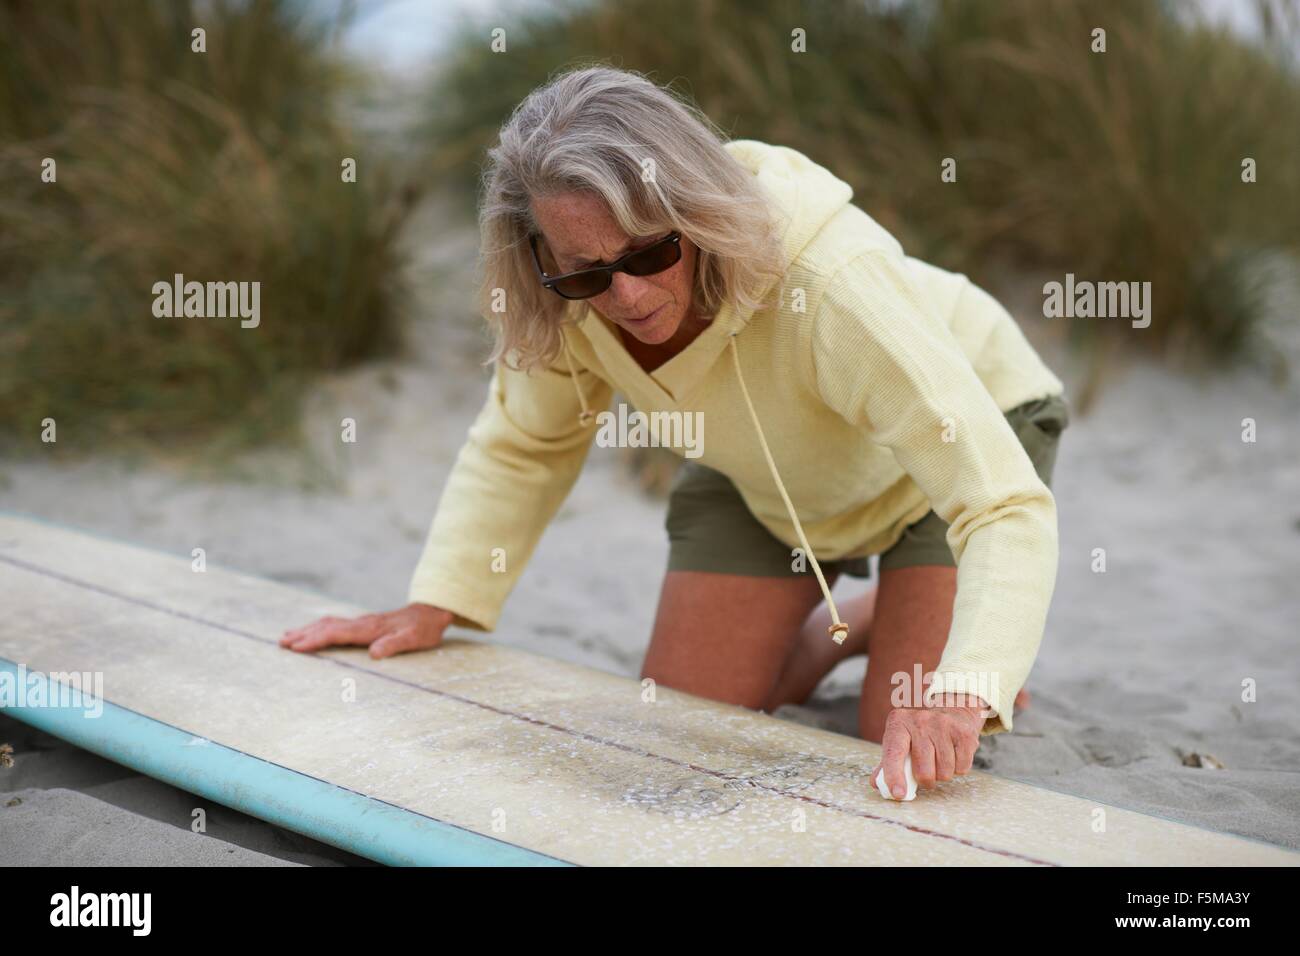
[874,754,918,801]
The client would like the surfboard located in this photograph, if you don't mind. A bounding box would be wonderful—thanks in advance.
[1,512,1295,867]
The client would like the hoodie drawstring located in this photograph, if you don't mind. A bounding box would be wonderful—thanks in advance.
[562,333,595,426]
[726,335,849,645]
[561,327,849,646]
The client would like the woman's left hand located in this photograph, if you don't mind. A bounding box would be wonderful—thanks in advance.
[870,693,989,799]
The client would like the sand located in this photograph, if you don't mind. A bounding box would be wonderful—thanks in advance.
[2,195,1297,864]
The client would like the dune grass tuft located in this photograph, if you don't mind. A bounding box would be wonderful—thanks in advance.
[0,0,418,461]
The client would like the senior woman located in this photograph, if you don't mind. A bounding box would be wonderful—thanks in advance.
[281,65,1069,800]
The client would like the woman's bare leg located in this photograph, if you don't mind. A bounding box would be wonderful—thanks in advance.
[642,565,1028,726]
[641,569,837,711]
[764,583,877,710]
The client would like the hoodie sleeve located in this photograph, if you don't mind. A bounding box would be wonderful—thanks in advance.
[808,248,1059,735]
[407,342,612,631]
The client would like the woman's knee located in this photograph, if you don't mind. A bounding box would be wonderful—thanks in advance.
[641,570,829,709]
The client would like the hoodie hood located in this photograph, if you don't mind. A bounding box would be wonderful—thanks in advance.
[721,139,855,326]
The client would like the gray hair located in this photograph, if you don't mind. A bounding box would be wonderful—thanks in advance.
[476,64,786,371]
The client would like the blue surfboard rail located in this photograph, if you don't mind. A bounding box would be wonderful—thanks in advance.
[0,658,573,867]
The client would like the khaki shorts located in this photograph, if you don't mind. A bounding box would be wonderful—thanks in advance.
[664,393,1070,579]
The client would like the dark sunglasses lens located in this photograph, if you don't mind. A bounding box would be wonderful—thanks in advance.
[554,272,611,299]
[623,238,680,277]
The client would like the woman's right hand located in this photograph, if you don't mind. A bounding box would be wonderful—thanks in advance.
[279,603,454,659]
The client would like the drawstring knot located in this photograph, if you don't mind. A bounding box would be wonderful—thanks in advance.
[562,332,594,427]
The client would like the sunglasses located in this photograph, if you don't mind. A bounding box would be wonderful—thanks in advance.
[530,230,682,300]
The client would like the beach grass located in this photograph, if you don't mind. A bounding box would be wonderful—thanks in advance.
[0,0,417,462]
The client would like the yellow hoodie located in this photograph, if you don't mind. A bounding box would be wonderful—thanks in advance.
[409,139,1065,736]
